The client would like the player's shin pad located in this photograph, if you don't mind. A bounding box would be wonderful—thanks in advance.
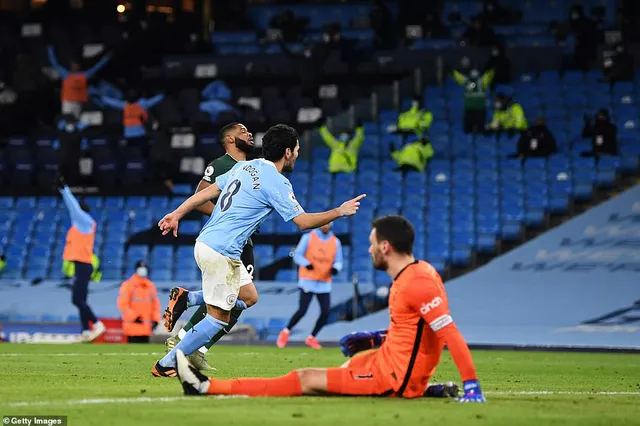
[205,305,243,349]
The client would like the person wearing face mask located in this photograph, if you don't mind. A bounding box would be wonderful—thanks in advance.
[318,120,365,173]
[453,66,495,135]
[581,109,618,158]
[488,93,528,136]
[117,261,161,344]
[165,122,258,370]
[391,97,433,138]
[513,117,557,161]
[484,43,511,89]
[389,135,434,173]
[277,223,343,350]
[601,43,634,83]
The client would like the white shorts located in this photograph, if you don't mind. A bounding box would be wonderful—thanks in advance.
[62,101,82,119]
[194,241,252,311]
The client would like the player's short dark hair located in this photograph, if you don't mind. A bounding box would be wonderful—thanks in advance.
[262,124,299,162]
[371,215,414,255]
[218,122,239,145]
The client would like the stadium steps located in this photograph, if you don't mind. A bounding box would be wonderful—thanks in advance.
[446,170,640,281]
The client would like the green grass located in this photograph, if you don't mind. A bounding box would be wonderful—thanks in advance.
[0,344,639,426]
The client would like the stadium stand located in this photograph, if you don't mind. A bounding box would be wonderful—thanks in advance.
[1,0,639,343]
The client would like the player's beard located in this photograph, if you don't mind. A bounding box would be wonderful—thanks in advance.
[283,157,295,173]
[234,137,254,154]
[371,249,388,271]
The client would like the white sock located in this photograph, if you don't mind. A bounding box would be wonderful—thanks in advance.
[198,346,208,355]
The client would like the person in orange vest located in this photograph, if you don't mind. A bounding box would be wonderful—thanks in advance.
[48,46,111,119]
[101,90,165,155]
[117,261,161,343]
[56,174,106,343]
[277,223,343,349]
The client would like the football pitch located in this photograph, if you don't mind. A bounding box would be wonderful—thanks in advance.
[0,344,638,426]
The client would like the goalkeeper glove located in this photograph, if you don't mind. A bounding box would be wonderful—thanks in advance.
[456,380,487,403]
[339,330,387,357]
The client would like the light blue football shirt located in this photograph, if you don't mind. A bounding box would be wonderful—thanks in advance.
[196,159,305,260]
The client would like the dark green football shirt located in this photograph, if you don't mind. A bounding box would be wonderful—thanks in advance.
[202,153,239,203]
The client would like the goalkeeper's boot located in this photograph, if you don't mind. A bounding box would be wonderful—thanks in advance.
[424,382,459,398]
[163,287,189,332]
[305,335,322,349]
[188,351,217,371]
[165,335,180,353]
[176,350,210,395]
[152,361,177,378]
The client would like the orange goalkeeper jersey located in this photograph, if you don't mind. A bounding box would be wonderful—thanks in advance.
[374,260,477,398]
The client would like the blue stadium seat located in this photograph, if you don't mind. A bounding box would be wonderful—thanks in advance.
[0,197,14,209]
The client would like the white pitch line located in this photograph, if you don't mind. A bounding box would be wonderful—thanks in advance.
[5,395,247,407]
[0,352,163,357]
[2,391,638,407]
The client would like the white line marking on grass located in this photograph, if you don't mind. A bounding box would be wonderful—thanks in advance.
[3,392,637,407]
[0,352,163,357]
[5,395,247,407]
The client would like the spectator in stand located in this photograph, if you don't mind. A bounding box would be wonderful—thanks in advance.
[582,109,618,158]
[484,43,511,89]
[488,93,528,136]
[511,117,557,160]
[601,43,634,84]
[462,15,498,47]
[453,66,494,135]
[389,136,434,172]
[568,4,598,70]
[318,121,365,173]
[389,97,433,138]
[370,0,396,49]
[117,261,161,344]
[101,90,164,157]
[48,46,111,119]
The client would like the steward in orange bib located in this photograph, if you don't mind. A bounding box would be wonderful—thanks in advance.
[56,174,106,343]
[48,46,111,119]
[101,91,165,140]
[277,223,344,350]
[118,261,161,343]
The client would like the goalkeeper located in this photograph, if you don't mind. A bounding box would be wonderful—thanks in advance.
[174,215,486,402]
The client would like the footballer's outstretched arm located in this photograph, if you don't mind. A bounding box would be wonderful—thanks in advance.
[194,179,215,216]
[292,194,366,230]
[158,183,222,236]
